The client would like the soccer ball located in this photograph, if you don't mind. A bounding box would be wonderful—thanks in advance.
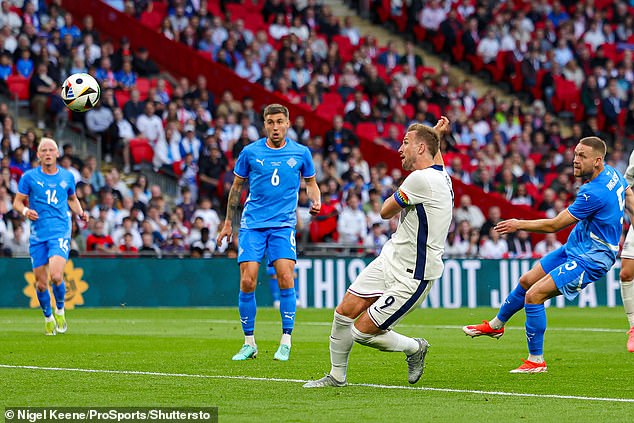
[60,73,101,112]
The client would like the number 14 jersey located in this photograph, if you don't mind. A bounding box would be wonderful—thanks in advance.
[234,138,316,229]
[17,167,75,242]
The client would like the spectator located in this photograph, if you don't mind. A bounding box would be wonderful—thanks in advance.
[479,205,502,239]
[477,29,500,64]
[534,233,563,257]
[85,101,115,162]
[323,115,358,160]
[4,224,28,256]
[136,101,165,146]
[29,63,58,129]
[132,46,159,77]
[86,219,117,253]
[453,194,485,229]
[115,58,137,91]
[479,227,508,259]
[507,230,533,258]
[444,230,469,258]
[337,194,366,245]
[138,231,160,257]
[191,227,214,258]
[123,88,145,124]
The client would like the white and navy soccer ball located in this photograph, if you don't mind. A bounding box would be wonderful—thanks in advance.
[60,73,101,112]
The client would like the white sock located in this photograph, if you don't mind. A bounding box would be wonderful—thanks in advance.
[55,308,64,316]
[329,312,354,382]
[244,335,256,347]
[45,315,54,322]
[489,317,505,330]
[280,333,291,346]
[621,281,634,327]
[351,326,420,355]
[528,354,544,363]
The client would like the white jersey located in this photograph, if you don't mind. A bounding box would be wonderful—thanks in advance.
[383,164,453,281]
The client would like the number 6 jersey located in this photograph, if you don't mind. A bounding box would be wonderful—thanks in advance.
[17,167,76,242]
[234,137,316,229]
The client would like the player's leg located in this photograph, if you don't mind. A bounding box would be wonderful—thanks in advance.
[463,247,564,338]
[233,261,260,360]
[233,229,266,361]
[30,241,55,335]
[352,277,433,384]
[619,231,634,351]
[268,228,299,361]
[302,292,377,387]
[48,255,68,333]
[511,259,588,373]
[272,258,296,361]
[303,255,386,387]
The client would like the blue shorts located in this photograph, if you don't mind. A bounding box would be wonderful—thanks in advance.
[540,246,604,301]
[30,237,71,268]
[238,227,296,265]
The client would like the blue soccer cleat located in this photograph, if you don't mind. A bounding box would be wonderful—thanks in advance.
[273,344,291,361]
[232,344,258,361]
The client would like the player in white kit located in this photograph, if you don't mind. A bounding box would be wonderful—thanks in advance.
[304,118,454,387]
[619,149,634,352]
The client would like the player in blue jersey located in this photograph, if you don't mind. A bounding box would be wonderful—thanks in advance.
[216,104,321,361]
[13,138,89,335]
[463,137,634,373]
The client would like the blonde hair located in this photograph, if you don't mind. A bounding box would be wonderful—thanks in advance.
[38,137,59,151]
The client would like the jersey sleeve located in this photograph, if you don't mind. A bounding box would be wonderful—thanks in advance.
[233,147,250,178]
[567,185,604,221]
[17,172,30,195]
[395,171,429,207]
[301,146,316,178]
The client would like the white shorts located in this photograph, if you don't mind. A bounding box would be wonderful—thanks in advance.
[347,253,434,331]
[622,225,634,259]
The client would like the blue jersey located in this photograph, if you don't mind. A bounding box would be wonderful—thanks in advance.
[18,167,75,242]
[566,165,627,272]
[234,138,315,229]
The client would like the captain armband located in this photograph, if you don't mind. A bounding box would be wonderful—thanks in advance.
[393,189,410,208]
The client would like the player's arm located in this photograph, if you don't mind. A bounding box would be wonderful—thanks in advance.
[304,176,321,215]
[381,189,406,219]
[624,186,634,222]
[217,175,246,246]
[13,192,38,220]
[68,194,90,222]
[495,209,578,234]
[432,116,450,166]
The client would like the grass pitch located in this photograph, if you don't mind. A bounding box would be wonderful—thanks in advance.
[0,307,632,422]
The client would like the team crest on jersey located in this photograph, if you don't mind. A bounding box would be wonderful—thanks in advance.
[287,157,297,168]
[23,260,89,309]
[59,180,68,189]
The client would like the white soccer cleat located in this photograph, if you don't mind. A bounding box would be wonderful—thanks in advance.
[406,338,429,384]
[303,374,347,388]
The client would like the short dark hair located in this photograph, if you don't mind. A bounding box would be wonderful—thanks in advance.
[406,123,440,158]
[579,136,607,159]
[263,103,289,119]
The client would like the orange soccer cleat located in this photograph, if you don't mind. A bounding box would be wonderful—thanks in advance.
[509,359,548,374]
[462,320,505,339]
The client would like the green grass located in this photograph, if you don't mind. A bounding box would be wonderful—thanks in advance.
[0,307,633,422]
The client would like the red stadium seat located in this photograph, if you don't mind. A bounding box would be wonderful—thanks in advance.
[135,77,151,99]
[355,122,380,141]
[129,138,154,164]
[7,75,30,101]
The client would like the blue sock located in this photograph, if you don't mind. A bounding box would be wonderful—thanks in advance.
[280,288,296,335]
[52,281,66,310]
[36,288,52,318]
[238,291,256,336]
[269,278,280,304]
[497,284,527,322]
[525,303,547,356]
[294,276,299,300]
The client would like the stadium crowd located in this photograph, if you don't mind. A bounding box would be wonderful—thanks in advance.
[0,0,632,259]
